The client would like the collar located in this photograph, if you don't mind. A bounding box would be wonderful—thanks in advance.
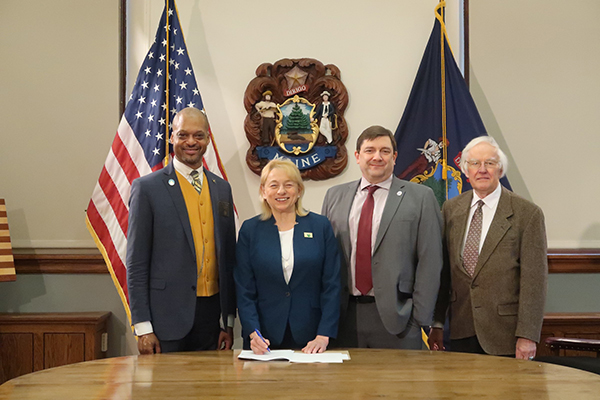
[173,157,204,180]
[359,174,393,192]
[471,182,502,209]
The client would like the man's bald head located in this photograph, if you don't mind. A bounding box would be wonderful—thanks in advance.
[172,107,208,130]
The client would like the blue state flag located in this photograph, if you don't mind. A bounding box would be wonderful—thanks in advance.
[393,2,510,208]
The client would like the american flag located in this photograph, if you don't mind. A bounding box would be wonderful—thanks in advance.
[86,0,232,320]
[0,199,16,282]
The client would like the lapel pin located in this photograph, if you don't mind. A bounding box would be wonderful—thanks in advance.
[304,232,313,238]
[168,179,175,186]
[397,191,403,197]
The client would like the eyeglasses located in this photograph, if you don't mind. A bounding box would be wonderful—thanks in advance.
[466,159,500,169]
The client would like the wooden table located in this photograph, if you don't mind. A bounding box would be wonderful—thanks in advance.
[1,349,599,399]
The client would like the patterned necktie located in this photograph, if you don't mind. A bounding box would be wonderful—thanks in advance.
[463,200,484,276]
[190,170,202,194]
[355,185,379,295]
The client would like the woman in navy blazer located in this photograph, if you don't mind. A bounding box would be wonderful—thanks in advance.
[235,159,341,354]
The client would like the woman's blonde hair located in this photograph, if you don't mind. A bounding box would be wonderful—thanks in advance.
[259,159,307,220]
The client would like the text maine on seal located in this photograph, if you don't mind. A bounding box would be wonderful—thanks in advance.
[244,58,349,180]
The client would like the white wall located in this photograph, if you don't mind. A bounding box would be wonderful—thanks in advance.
[470,0,600,248]
[0,0,121,248]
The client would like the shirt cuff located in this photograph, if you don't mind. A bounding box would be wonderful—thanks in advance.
[227,314,235,328]
[134,321,153,336]
[431,322,444,329]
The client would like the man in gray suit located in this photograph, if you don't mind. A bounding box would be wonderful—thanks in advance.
[322,125,443,349]
[428,136,547,359]
[127,107,236,354]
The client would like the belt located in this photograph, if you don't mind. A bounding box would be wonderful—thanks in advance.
[350,295,376,304]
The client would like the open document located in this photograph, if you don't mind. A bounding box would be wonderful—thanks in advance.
[237,350,350,363]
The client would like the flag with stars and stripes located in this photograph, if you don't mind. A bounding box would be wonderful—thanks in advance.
[85,0,233,322]
[0,199,16,282]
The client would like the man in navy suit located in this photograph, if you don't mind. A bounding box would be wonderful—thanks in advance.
[127,107,236,354]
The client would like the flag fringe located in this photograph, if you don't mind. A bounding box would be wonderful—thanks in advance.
[85,214,133,333]
[436,1,450,196]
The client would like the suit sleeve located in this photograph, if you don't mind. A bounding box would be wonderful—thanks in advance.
[126,179,153,326]
[321,188,331,217]
[412,188,444,327]
[515,206,548,342]
[234,221,261,339]
[317,219,341,338]
[433,202,452,326]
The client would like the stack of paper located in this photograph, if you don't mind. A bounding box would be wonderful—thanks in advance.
[237,350,350,363]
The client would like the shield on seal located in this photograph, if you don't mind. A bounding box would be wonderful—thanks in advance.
[274,95,319,156]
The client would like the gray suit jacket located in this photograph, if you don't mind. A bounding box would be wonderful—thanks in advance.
[322,177,443,334]
[433,186,547,355]
[127,162,236,342]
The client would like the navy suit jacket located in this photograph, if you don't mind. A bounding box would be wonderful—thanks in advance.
[235,212,340,348]
[126,162,236,342]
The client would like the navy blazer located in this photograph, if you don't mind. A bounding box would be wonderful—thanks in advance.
[235,212,340,348]
[126,162,236,342]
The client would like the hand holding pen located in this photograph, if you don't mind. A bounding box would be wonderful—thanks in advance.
[250,329,271,354]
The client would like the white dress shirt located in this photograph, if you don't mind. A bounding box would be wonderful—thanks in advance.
[173,157,204,186]
[279,228,295,284]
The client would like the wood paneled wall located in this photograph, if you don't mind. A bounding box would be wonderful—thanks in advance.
[12,249,600,274]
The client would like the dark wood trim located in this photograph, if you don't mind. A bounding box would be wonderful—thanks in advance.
[12,249,600,275]
[539,312,600,357]
[119,0,127,117]
[14,254,108,274]
[545,337,600,356]
[0,312,111,325]
[548,249,600,274]
[463,0,470,87]
[543,312,600,326]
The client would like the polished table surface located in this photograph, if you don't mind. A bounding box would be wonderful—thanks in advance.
[1,349,600,399]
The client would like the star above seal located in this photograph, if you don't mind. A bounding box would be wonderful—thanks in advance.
[284,66,308,89]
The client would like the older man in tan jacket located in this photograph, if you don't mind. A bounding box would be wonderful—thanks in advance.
[428,136,547,359]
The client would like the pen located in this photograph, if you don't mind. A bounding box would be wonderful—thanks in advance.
[254,329,271,352]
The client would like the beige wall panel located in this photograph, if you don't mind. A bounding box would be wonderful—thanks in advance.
[470,0,600,248]
[0,0,120,248]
